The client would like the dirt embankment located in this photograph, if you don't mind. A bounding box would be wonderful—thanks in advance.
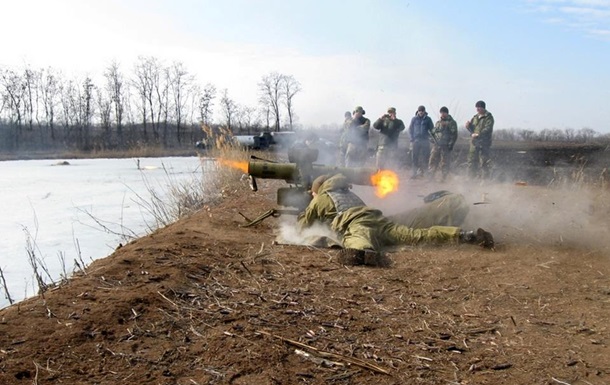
[1,170,609,385]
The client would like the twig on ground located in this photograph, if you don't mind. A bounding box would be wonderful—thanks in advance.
[256,330,391,375]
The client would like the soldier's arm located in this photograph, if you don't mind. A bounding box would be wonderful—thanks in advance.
[479,114,494,136]
[397,120,406,132]
[296,201,319,232]
[358,118,371,132]
[449,120,458,148]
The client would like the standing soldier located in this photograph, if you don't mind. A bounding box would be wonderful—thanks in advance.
[465,100,494,179]
[338,111,352,166]
[408,105,434,178]
[344,106,371,167]
[372,107,405,170]
[429,106,458,181]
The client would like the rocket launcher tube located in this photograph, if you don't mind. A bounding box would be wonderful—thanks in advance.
[247,161,376,187]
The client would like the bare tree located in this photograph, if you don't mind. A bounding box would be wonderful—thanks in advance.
[282,74,301,130]
[258,72,284,132]
[220,88,237,131]
[39,68,61,140]
[169,61,194,144]
[234,104,257,134]
[198,83,216,127]
[23,67,39,131]
[96,86,112,147]
[104,61,125,145]
[0,68,25,147]
[133,56,163,141]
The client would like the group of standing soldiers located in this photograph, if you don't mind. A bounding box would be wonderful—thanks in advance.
[338,101,495,180]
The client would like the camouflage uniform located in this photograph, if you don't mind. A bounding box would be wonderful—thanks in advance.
[297,174,462,252]
[338,113,352,166]
[428,114,458,180]
[388,191,469,228]
[466,110,494,179]
[372,112,405,170]
[344,107,371,167]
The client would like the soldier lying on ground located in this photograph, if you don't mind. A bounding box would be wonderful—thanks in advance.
[296,173,494,266]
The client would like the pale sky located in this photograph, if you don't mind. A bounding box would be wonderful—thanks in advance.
[2,0,609,133]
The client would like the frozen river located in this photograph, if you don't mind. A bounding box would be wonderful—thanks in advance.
[0,156,214,308]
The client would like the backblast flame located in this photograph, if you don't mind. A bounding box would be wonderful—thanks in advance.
[218,158,249,173]
[371,170,399,198]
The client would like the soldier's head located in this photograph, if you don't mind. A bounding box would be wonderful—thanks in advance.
[344,111,352,120]
[475,100,486,113]
[439,106,449,118]
[417,105,426,117]
[353,106,365,118]
[311,174,331,197]
[387,107,397,119]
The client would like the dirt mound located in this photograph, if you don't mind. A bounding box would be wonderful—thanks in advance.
[1,178,609,385]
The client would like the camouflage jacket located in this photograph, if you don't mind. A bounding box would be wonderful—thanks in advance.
[432,114,458,148]
[346,116,371,146]
[466,111,494,147]
[297,174,364,231]
[373,117,405,147]
[339,118,352,150]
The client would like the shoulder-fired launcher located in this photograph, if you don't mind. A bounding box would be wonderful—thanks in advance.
[242,148,376,226]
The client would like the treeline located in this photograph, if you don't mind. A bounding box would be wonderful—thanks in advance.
[489,127,607,143]
[0,57,301,152]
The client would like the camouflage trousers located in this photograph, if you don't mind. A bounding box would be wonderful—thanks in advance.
[428,144,453,178]
[467,144,492,179]
[331,208,460,251]
[375,145,399,170]
[388,193,469,229]
[345,143,367,168]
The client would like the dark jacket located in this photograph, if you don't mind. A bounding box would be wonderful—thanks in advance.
[346,116,371,146]
[373,117,405,147]
[409,113,434,142]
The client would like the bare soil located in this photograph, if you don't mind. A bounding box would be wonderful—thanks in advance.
[1,161,610,385]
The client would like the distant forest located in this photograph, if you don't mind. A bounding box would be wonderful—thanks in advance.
[1,57,608,154]
[0,57,301,152]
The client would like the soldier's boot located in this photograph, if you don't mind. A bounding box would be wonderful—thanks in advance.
[459,228,495,249]
[337,248,365,265]
[362,250,392,267]
[338,249,392,267]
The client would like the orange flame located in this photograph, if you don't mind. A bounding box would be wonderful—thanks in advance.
[218,158,249,173]
[371,170,399,198]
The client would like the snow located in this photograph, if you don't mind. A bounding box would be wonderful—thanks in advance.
[0,156,214,307]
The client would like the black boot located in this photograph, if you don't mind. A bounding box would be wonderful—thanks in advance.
[337,248,365,265]
[338,249,392,267]
[459,228,494,249]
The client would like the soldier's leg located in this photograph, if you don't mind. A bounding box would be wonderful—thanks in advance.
[342,222,378,250]
[467,145,480,179]
[345,143,357,168]
[376,146,385,170]
[382,222,461,246]
[440,146,451,179]
[338,146,346,167]
[480,145,492,179]
[428,145,440,175]
[411,143,419,176]
[420,142,431,176]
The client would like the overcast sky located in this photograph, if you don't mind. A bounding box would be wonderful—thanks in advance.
[2,0,609,132]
